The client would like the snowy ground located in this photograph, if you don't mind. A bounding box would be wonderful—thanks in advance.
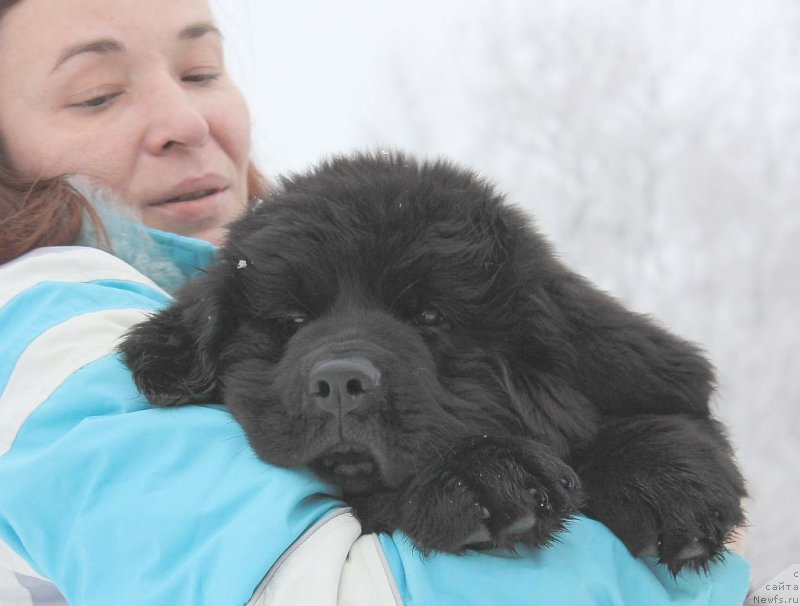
[214,0,799,587]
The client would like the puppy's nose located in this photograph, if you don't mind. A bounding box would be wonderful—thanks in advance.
[308,358,381,415]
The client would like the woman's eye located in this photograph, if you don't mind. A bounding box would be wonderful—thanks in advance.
[182,73,220,85]
[73,93,120,109]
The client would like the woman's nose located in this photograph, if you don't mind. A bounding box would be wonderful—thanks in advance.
[143,79,210,154]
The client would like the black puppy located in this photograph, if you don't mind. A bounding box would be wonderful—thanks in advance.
[120,152,745,574]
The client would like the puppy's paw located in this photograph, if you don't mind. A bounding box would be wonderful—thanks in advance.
[649,502,743,576]
[578,415,747,576]
[397,436,583,554]
[595,485,745,575]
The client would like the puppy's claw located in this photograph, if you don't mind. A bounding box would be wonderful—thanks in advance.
[475,504,491,520]
[657,534,725,576]
[560,477,577,490]
[499,513,539,543]
[676,538,706,561]
[461,525,493,548]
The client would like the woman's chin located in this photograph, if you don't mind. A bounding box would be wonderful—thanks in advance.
[190,225,228,246]
[143,190,244,245]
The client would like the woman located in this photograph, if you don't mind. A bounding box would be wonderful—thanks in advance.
[0,0,749,604]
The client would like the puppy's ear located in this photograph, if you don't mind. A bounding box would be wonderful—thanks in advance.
[537,271,716,416]
[119,273,230,406]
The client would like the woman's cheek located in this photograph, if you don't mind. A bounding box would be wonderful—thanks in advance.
[213,87,252,166]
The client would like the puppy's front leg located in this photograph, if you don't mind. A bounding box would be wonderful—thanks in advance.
[576,414,746,575]
[352,436,583,554]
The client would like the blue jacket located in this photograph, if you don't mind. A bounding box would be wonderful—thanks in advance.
[0,228,750,605]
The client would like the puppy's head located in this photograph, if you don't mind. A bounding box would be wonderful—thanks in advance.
[120,152,713,494]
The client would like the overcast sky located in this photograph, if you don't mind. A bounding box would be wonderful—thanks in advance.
[210,0,794,173]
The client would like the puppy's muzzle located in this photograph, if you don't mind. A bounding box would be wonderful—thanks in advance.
[308,357,381,415]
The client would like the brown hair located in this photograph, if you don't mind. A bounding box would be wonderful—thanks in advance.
[0,167,101,264]
[0,0,270,264]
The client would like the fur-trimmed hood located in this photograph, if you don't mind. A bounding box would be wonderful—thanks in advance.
[71,176,216,294]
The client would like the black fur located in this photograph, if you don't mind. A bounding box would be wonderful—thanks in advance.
[120,152,745,574]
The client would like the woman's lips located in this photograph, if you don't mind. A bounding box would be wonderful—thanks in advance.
[147,186,231,223]
[159,187,222,204]
[150,174,230,206]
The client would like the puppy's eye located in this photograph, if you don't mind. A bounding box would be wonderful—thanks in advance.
[281,311,308,327]
[260,311,308,334]
[416,306,447,328]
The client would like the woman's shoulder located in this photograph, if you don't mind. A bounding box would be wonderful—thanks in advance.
[0,246,172,348]
[1,246,165,295]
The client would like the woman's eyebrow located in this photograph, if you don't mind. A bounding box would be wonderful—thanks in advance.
[51,39,123,73]
[50,22,221,74]
[179,22,223,42]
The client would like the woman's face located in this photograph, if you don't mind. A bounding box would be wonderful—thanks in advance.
[0,0,252,244]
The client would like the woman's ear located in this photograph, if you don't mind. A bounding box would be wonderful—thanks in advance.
[119,273,230,406]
